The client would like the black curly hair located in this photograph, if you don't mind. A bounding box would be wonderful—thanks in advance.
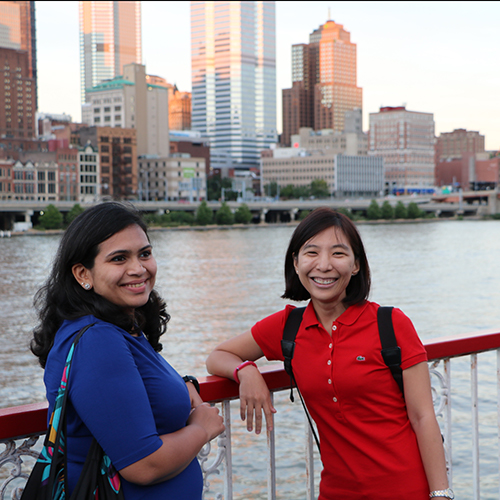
[31,202,170,368]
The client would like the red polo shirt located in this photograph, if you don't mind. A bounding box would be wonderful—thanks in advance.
[252,300,429,499]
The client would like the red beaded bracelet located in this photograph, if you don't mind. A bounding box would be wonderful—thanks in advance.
[233,360,257,384]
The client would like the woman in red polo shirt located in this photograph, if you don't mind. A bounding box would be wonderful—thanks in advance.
[206,207,452,500]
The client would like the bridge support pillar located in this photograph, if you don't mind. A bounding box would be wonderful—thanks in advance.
[13,210,33,232]
[488,191,499,215]
[260,209,268,223]
[289,208,298,221]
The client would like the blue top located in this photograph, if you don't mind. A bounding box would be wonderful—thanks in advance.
[44,315,203,500]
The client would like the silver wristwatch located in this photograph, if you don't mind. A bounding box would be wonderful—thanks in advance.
[429,488,454,499]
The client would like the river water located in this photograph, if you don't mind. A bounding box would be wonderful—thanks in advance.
[1,220,500,498]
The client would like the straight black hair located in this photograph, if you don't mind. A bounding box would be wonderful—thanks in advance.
[282,207,370,304]
[31,202,169,368]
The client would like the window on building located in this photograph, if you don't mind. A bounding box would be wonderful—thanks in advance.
[38,171,45,181]
[48,172,56,181]
[104,107,111,112]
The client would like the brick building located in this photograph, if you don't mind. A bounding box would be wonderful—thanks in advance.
[76,126,137,200]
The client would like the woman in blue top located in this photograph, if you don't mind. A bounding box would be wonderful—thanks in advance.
[30,202,224,499]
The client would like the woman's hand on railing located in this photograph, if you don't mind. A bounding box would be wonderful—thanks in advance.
[187,403,225,443]
[238,366,277,435]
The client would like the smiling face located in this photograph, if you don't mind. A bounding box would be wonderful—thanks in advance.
[293,226,360,312]
[72,224,157,314]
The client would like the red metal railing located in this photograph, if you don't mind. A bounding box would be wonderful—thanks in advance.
[2,329,500,441]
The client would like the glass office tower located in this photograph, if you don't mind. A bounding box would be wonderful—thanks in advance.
[79,1,141,103]
[191,1,277,172]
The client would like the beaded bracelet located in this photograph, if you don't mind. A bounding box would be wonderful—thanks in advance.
[233,360,257,384]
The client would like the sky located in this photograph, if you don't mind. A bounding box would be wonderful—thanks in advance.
[35,1,500,150]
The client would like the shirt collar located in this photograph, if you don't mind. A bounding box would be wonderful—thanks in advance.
[301,300,369,328]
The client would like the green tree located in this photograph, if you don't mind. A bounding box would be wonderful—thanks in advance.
[407,202,423,219]
[336,207,354,220]
[310,179,330,198]
[280,184,295,199]
[366,199,382,220]
[298,210,310,220]
[207,175,221,201]
[234,203,252,224]
[196,201,213,225]
[170,211,195,225]
[39,204,63,230]
[265,181,278,198]
[66,204,84,225]
[381,200,394,220]
[293,185,311,199]
[394,201,407,219]
[215,202,234,225]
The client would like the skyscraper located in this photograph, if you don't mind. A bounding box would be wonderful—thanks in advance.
[79,0,141,104]
[0,1,37,145]
[0,0,37,106]
[282,19,362,146]
[191,1,277,173]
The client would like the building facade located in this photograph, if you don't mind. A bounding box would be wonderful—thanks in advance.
[83,63,169,157]
[78,143,100,202]
[11,157,58,201]
[0,158,14,199]
[435,152,499,190]
[262,148,382,197]
[138,155,206,202]
[57,146,78,201]
[77,126,137,200]
[170,130,211,176]
[79,0,141,103]
[191,1,277,172]
[0,1,37,109]
[281,20,362,146]
[369,106,435,192]
[435,128,485,162]
[0,47,36,140]
[168,86,192,131]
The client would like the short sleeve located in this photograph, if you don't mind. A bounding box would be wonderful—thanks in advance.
[391,307,428,370]
[251,305,296,361]
[69,324,162,470]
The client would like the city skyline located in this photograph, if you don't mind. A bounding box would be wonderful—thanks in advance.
[35,1,500,150]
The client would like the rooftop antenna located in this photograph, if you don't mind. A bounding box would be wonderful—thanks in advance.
[328,6,331,20]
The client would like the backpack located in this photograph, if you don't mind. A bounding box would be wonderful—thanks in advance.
[281,305,403,452]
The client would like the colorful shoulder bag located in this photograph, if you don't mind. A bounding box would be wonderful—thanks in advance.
[21,324,124,500]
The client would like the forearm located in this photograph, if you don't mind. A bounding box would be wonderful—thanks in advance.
[206,349,244,380]
[120,422,208,485]
[412,414,449,493]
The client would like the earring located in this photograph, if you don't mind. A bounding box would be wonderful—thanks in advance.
[82,282,91,290]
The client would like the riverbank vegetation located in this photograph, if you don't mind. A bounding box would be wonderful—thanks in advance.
[30,200,500,233]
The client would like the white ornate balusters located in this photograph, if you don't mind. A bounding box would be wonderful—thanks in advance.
[199,401,231,500]
[429,359,452,485]
[0,436,40,500]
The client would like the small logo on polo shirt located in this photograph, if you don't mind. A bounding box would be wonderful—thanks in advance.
[356,356,366,361]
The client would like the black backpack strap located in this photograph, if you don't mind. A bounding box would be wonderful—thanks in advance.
[281,306,321,452]
[377,306,404,397]
[281,306,306,380]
